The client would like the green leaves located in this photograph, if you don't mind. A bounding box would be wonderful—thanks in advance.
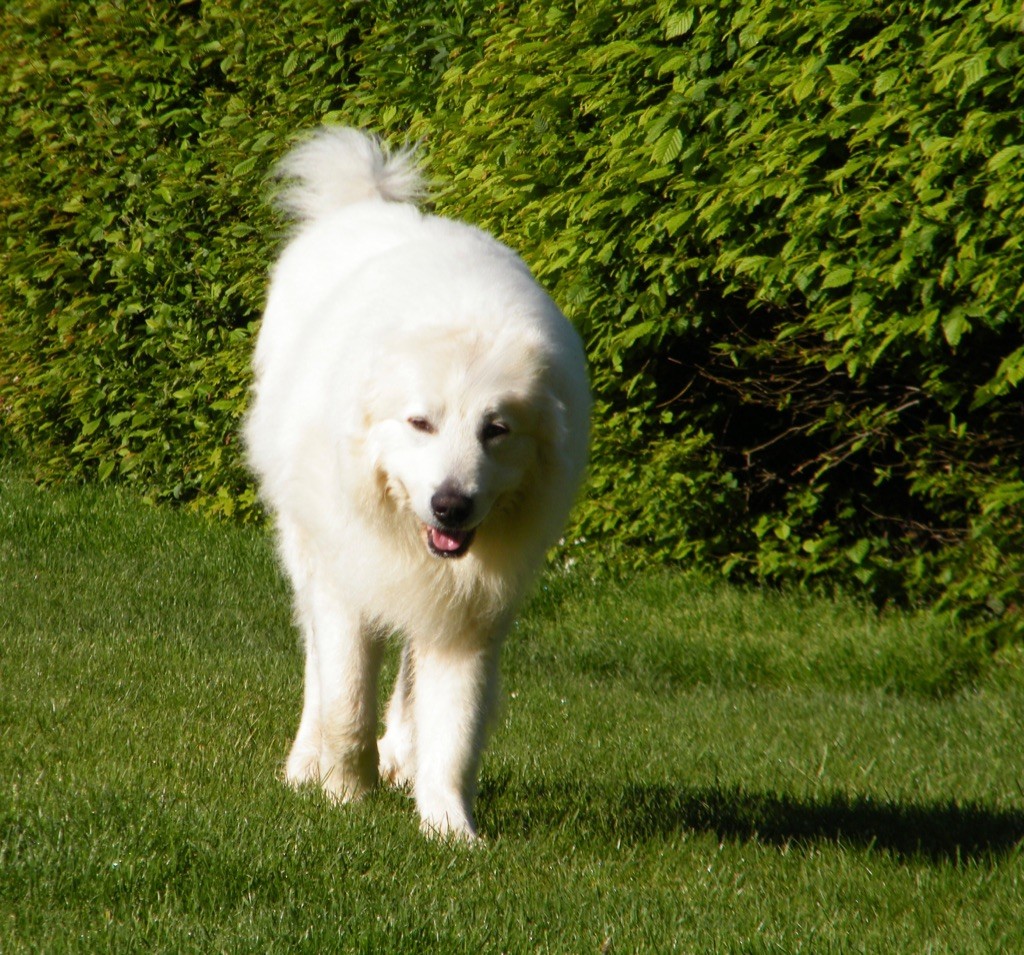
[662,10,695,39]
[822,267,855,290]
[651,127,683,165]
[987,145,1024,172]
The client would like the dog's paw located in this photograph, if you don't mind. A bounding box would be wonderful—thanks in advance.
[377,733,414,790]
[419,812,479,843]
[283,745,322,788]
[318,745,378,804]
[320,768,374,804]
[416,791,478,843]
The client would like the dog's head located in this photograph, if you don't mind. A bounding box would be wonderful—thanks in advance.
[362,324,561,561]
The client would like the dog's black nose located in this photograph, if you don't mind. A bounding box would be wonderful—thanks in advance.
[431,485,474,527]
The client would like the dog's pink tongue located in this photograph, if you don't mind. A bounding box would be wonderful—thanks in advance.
[430,527,465,552]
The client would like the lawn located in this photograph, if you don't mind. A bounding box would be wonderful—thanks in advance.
[1,468,1022,952]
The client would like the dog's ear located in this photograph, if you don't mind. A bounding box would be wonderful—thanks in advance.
[532,352,590,522]
[353,358,395,448]
[534,378,573,476]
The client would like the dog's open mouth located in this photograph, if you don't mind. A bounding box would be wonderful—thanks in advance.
[425,525,476,559]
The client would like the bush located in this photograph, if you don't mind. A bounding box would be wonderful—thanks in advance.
[1,0,1021,642]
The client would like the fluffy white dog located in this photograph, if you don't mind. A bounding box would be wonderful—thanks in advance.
[244,128,590,839]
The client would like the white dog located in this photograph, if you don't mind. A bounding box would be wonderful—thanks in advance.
[244,128,590,839]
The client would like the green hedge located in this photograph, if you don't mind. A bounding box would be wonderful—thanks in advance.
[1,0,1021,642]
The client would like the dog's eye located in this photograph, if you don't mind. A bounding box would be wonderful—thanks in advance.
[481,420,510,442]
[407,416,435,434]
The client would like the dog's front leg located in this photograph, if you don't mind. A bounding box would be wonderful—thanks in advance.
[411,635,503,841]
[378,642,416,788]
[284,621,324,787]
[301,584,382,804]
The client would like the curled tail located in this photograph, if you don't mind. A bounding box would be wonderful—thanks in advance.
[273,127,425,222]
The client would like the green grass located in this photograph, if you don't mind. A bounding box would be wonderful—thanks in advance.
[2,468,1022,953]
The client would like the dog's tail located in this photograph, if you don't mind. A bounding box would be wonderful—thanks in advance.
[273,127,425,222]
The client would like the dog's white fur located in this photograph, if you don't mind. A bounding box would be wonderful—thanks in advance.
[245,128,590,839]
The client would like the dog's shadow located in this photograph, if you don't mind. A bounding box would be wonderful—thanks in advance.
[482,776,1024,863]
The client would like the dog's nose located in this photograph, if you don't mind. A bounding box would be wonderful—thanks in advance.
[431,485,474,527]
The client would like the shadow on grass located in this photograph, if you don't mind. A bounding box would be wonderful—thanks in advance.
[615,784,1024,863]
[485,779,1024,863]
